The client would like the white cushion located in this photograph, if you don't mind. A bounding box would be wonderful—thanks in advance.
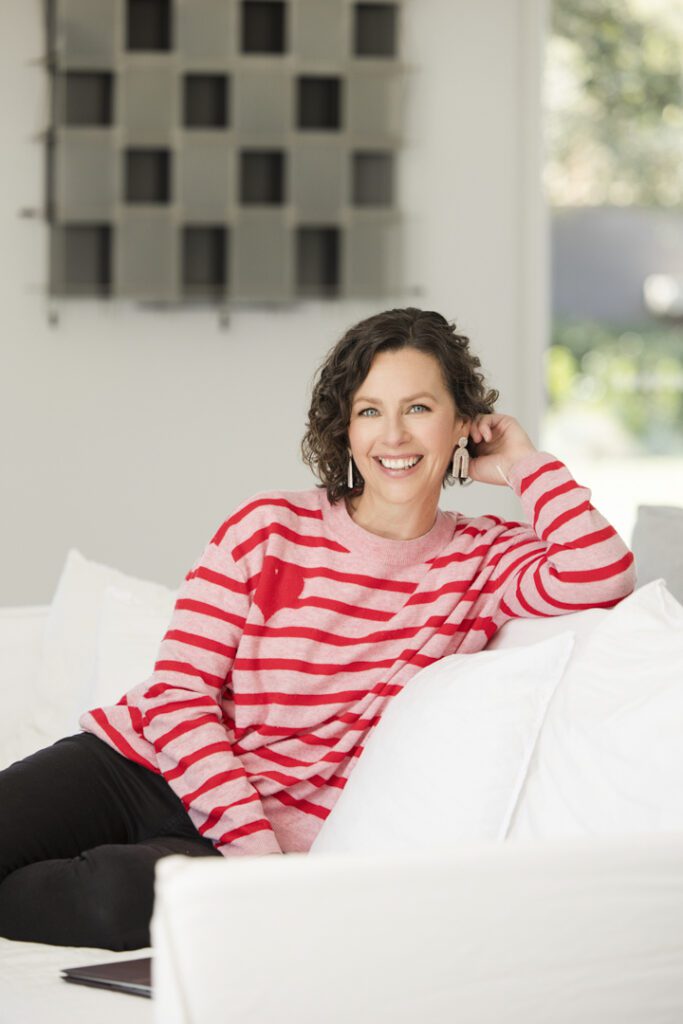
[509,579,683,840]
[90,584,177,712]
[487,606,607,653]
[309,633,575,854]
[0,606,51,767]
[34,549,175,744]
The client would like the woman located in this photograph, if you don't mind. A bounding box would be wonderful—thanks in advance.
[0,308,636,951]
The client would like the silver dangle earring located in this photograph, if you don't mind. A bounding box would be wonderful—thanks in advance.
[347,451,354,489]
[452,437,473,486]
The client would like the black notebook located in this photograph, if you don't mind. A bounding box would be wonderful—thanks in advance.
[60,955,152,998]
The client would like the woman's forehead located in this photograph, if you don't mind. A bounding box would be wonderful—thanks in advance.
[361,348,443,381]
[355,349,448,396]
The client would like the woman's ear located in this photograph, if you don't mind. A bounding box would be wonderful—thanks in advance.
[456,416,471,438]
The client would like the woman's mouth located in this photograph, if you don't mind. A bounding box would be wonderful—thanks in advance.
[373,455,423,477]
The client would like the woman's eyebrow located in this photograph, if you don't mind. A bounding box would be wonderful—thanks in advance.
[352,391,438,406]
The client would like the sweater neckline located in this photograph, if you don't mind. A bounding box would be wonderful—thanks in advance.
[321,491,455,567]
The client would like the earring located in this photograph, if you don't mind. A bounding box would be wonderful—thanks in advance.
[452,437,473,486]
[347,451,354,489]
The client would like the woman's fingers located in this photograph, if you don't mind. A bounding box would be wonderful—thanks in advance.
[470,413,498,444]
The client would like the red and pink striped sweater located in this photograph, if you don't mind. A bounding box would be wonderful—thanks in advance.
[79,451,636,856]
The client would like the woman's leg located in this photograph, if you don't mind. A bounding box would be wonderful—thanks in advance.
[0,834,220,950]
[0,731,220,949]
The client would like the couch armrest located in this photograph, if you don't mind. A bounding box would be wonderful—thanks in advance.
[151,834,683,1024]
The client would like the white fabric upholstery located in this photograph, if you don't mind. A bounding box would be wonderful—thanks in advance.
[486,603,607,652]
[0,605,51,768]
[152,835,683,1024]
[34,549,176,743]
[0,554,171,1019]
[3,547,683,1023]
[90,584,176,712]
[310,633,575,853]
[0,938,152,1024]
[509,579,683,839]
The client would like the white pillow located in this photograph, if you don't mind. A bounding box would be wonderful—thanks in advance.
[34,549,175,744]
[0,606,51,767]
[88,583,177,712]
[309,633,576,855]
[487,606,607,654]
[509,579,683,840]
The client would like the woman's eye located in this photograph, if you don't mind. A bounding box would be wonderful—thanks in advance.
[358,404,430,417]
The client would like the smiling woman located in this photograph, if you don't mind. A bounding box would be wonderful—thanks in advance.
[0,306,636,954]
[301,308,499,505]
[346,347,473,540]
[301,308,537,541]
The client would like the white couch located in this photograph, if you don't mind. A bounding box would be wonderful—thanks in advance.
[2,520,683,1023]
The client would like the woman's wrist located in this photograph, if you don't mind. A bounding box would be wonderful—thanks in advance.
[496,446,538,480]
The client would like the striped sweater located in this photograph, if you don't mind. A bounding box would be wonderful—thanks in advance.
[79,451,636,856]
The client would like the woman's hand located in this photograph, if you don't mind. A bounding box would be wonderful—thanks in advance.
[464,413,537,486]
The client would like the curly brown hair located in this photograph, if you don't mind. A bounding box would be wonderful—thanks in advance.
[300,307,499,504]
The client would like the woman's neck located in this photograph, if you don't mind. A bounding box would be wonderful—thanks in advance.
[344,493,438,541]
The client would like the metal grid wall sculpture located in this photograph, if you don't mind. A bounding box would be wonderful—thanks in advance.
[46,0,404,304]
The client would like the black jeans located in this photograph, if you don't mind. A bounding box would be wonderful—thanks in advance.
[0,731,221,951]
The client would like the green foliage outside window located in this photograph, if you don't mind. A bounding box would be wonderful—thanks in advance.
[547,0,683,206]
[547,321,683,453]
[546,1,683,456]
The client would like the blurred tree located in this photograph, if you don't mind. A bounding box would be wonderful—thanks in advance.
[548,321,683,452]
[546,0,683,206]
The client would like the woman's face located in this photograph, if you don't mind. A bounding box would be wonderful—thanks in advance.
[347,347,469,509]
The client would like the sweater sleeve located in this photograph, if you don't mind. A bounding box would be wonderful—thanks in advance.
[134,524,283,857]
[487,450,637,618]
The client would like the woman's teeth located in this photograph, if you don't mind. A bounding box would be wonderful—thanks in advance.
[376,455,423,473]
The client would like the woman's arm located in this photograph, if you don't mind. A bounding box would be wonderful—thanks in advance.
[486,449,636,617]
[463,415,636,616]
[133,526,283,857]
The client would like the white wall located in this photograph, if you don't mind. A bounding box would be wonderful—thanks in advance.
[0,0,547,605]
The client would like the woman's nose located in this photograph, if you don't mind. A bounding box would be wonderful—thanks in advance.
[380,414,412,443]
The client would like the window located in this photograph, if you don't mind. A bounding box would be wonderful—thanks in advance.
[354,3,397,57]
[62,72,113,125]
[183,75,229,128]
[297,77,341,129]
[297,227,340,296]
[125,149,171,203]
[127,0,171,51]
[182,226,228,298]
[353,152,393,205]
[240,151,285,204]
[241,1,286,53]
[62,225,112,295]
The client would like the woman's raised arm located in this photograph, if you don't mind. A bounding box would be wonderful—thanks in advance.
[482,449,637,618]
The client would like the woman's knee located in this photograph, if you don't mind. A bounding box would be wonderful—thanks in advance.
[0,843,159,950]
[80,837,220,949]
[76,844,158,950]
[0,837,219,950]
